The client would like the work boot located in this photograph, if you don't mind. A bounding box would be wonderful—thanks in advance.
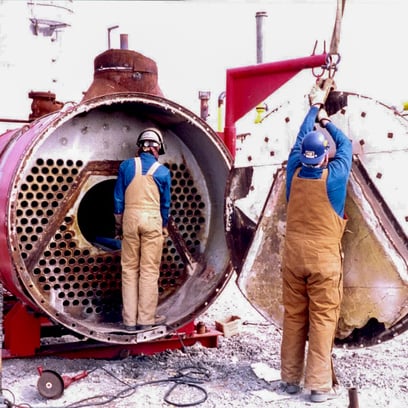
[286,383,301,394]
[123,325,137,331]
[310,388,338,403]
[137,315,167,330]
[155,315,166,324]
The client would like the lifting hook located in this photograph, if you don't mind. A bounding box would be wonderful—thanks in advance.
[311,40,341,79]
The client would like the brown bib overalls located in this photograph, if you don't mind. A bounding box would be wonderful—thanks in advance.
[121,157,164,326]
[281,168,347,391]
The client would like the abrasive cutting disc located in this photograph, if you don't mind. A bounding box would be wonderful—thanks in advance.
[37,370,64,399]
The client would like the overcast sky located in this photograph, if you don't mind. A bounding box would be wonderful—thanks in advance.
[1,0,408,131]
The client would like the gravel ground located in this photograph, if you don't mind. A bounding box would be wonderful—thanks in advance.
[2,274,408,408]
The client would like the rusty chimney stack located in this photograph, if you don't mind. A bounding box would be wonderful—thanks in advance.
[81,33,163,101]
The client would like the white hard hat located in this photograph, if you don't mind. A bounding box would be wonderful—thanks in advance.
[137,128,165,155]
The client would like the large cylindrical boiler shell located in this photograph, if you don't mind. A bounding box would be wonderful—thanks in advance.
[0,92,233,344]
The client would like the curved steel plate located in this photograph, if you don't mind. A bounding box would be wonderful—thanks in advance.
[227,92,408,347]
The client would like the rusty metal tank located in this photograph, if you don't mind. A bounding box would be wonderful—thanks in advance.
[0,47,232,345]
[226,90,408,348]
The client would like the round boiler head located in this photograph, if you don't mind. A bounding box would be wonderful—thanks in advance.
[0,93,232,344]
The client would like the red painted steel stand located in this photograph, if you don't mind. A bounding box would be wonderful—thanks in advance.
[2,299,220,359]
[3,301,41,357]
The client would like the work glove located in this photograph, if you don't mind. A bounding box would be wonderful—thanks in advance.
[317,108,331,128]
[309,78,336,107]
[114,214,123,239]
[162,227,169,238]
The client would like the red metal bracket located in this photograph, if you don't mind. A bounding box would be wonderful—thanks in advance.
[3,301,42,357]
[223,53,328,156]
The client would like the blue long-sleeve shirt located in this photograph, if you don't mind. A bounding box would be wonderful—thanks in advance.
[286,106,352,218]
[114,152,171,226]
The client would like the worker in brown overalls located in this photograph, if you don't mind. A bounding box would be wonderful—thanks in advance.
[281,79,352,403]
[113,128,171,331]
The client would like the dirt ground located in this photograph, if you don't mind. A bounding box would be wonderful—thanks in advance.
[1,275,408,408]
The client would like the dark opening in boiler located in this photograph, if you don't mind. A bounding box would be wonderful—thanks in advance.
[78,179,118,249]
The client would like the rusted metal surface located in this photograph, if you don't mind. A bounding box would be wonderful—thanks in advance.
[28,91,64,120]
[167,216,204,277]
[81,49,163,101]
[348,387,360,408]
[0,92,232,345]
[226,91,408,347]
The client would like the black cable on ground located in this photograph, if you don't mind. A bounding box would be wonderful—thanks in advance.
[0,388,31,408]
[4,325,214,408]
[65,366,210,408]
[163,381,208,407]
[4,364,209,408]
[65,329,212,408]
